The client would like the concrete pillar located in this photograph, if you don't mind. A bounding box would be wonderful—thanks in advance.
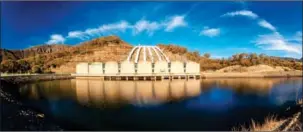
[134,77,138,81]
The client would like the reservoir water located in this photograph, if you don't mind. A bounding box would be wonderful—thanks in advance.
[14,78,302,130]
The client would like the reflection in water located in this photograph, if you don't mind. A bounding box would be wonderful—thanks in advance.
[20,80,76,100]
[19,78,302,109]
[201,78,289,95]
[74,79,201,108]
[17,78,302,131]
[269,78,302,105]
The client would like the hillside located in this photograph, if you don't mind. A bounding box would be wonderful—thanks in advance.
[1,35,302,73]
[1,36,133,73]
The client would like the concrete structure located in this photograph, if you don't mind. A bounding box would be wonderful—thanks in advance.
[137,62,152,74]
[154,61,169,74]
[170,61,185,74]
[185,61,200,74]
[76,63,89,74]
[126,46,170,63]
[88,62,103,75]
[104,61,118,75]
[120,61,135,74]
[73,45,201,80]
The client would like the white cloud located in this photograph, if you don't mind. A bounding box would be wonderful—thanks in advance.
[222,10,301,58]
[294,31,302,42]
[99,20,130,33]
[46,34,65,44]
[200,27,220,37]
[85,28,102,37]
[255,32,302,56]
[133,19,161,35]
[221,10,258,19]
[67,21,131,40]
[164,15,187,32]
[67,31,88,40]
[45,15,188,43]
[286,31,302,43]
[84,21,131,37]
[258,19,276,31]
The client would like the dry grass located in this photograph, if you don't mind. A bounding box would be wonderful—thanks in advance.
[232,115,286,131]
[293,121,302,131]
[297,98,303,105]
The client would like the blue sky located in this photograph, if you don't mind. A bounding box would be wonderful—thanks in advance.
[1,1,302,59]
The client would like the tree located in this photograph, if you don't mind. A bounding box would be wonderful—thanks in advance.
[17,59,31,73]
[1,60,18,73]
[203,53,210,59]
[31,65,42,73]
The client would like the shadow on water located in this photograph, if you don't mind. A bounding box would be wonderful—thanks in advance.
[9,77,303,130]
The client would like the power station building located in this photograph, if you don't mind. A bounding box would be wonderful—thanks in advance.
[74,46,200,79]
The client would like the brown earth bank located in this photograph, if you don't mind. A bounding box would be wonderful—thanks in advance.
[1,35,302,74]
[201,64,302,78]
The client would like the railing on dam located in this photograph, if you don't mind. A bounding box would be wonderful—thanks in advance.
[71,73,201,80]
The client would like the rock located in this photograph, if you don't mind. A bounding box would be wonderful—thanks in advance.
[37,114,44,118]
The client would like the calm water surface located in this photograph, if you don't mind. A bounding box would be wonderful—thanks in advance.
[17,78,302,130]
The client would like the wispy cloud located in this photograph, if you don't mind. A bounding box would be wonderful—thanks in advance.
[164,15,187,32]
[97,20,130,33]
[290,31,302,42]
[67,31,88,40]
[222,9,301,58]
[199,27,220,37]
[258,19,276,31]
[133,19,161,36]
[67,21,131,40]
[255,32,302,55]
[221,10,258,19]
[45,15,187,43]
[46,34,65,44]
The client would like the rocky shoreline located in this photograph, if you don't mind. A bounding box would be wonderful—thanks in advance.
[0,81,63,131]
[0,74,74,84]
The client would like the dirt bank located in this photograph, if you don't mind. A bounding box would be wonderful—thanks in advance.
[202,65,302,78]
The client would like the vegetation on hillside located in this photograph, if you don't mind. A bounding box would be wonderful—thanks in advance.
[158,44,302,71]
[0,36,302,73]
[0,36,131,73]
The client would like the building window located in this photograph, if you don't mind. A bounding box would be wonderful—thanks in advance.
[152,69,154,73]
[168,62,171,68]
[152,63,155,68]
